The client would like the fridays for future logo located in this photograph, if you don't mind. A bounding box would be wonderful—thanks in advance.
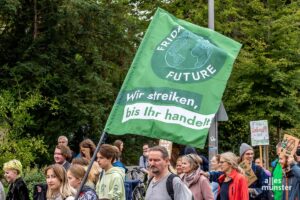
[151,26,227,83]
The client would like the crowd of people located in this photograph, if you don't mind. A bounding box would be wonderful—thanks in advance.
[1,135,300,200]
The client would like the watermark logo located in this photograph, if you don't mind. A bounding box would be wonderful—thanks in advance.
[262,177,292,191]
[151,26,227,83]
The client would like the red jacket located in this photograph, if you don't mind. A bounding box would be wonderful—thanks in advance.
[217,169,249,200]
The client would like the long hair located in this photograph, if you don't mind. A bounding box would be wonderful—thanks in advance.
[220,152,243,173]
[113,140,123,152]
[68,164,85,180]
[44,164,76,199]
[71,158,101,186]
[80,139,96,158]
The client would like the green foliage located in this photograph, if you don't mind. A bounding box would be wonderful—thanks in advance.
[23,166,46,200]
[131,0,300,160]
[0,0,139,164]
[0,90,43,136]
[0,136,48,176]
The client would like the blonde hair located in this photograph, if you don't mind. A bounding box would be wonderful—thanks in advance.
[182,154,202,171]
[220,152,242,172]
[3,159,23,177]
[44,164,76,199]
[71,158,101,186]
[68,164,85,180]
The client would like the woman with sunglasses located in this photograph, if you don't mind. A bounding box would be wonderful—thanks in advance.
[181,153,214,200]
[214,152,249,200]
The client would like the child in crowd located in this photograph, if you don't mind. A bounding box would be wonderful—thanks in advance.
[3,159,29,200]
[67,164,98,200]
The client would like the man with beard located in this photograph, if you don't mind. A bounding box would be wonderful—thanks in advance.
[145,146,193,200]
[279,153,300,200]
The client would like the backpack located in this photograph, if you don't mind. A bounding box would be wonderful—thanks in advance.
[148,173,177,200]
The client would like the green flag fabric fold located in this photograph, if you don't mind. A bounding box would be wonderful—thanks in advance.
[104,8,242,148]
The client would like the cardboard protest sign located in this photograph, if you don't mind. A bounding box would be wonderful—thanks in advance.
[239,160,257,186]
[159,139,173,159]
[281,134,299,156]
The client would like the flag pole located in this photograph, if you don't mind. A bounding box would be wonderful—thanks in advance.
[208,0,218,170]
[74,131,107,200]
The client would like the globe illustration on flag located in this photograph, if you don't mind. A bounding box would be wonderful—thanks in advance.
[165,31,213,70]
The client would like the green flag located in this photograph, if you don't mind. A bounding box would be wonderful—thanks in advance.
[104,8,242,148]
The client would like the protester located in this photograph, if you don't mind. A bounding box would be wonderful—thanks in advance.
[113,140,124,153]
[54,144,72,170]
[255,158,271,177]
[57,135,76,162]
[145,146,193,200]
[181,154,213,200]
[45,164,76,200]
[182,146,209,171]
[58,135,69,146]
[239,143,268,200]
[113,139,124,161]
[112,146,127,173]
[67,164,98,200]
[271,142,283,200]
[296,145,300,166]
[71,158,101,189]
[175,157,183,176]
[139,143,149,174]
[209,152,249,200]
[79,139,96,162]
[4,159,29,200]
[96,144,125,200]
[279,153,300,200]
[0,180,5,200]
[210,155,221,200]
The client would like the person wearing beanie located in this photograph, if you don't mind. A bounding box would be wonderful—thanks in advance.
[3,159,29,200]
[239,143,269,200]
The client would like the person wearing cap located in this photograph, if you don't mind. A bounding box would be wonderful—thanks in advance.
[3,159,29,200]
[239,143,268,200]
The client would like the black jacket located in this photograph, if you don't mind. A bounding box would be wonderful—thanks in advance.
[6,177,29,200]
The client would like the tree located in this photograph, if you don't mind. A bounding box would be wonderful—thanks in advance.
[0,0,139,162]
[130,0,300,157]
